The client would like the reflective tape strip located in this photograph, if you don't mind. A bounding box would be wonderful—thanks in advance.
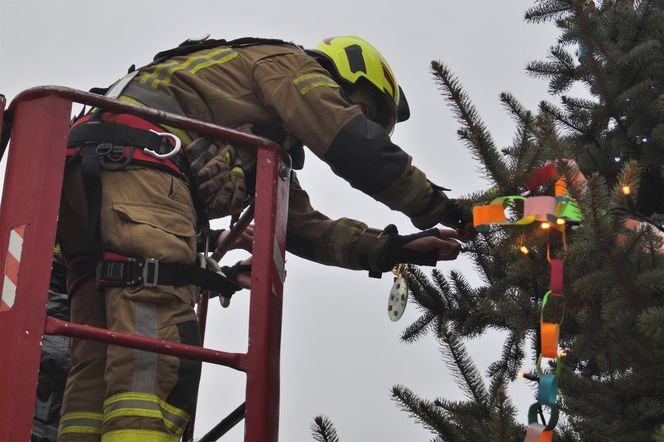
[104,392,189,434]
[1,225,26,312]
[139,61,178,88]
[330,218,360,264]
[133,302,158,393]
[292,73,339,95]
[118,95,193,146]
[102,429,180,442]
[389,168,428,210]
[140,48,237,89]
[58,412,103,437]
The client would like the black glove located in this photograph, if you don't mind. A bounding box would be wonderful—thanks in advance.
[439,198,467,229]
[377,225,441,271]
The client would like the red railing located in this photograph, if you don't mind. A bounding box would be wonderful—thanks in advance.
[0,86,291,441]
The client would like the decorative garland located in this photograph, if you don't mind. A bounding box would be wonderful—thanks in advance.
[472,164,581,441]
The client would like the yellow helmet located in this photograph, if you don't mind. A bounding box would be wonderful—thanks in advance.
[306,36,410,130]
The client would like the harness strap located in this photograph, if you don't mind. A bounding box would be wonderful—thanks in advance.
[69,120,169,153]
[97,252,241,296]
[66,254,97,294]
[67,114,187,176]
[67,112,189,255]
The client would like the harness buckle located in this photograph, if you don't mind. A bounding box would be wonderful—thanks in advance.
[145,130,181,159]
[141,258,160,287]
[97,143,133,169]
[95,143,113,156]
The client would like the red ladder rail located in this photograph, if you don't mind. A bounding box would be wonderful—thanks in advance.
[0,86,290,442]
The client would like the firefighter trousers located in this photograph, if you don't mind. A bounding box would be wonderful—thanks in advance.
[57,165,202,442]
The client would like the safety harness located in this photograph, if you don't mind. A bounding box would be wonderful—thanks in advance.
[65,37,307,298]
[65,111,244,299]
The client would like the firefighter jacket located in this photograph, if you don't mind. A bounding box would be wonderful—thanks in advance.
[119,40,448,273]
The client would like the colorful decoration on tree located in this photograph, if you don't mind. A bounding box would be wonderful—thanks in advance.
[472,162,580,441]
[388,264,409,321]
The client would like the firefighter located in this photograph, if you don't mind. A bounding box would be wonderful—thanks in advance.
[57,36,469,441]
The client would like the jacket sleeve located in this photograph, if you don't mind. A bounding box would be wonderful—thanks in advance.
[286,172,390,272]
[253,51,451,230]
[324,114,449,229]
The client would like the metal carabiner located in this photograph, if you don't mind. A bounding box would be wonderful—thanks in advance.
[145,130,182,159]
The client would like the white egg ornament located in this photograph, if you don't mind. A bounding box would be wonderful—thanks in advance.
[387,274,408,321]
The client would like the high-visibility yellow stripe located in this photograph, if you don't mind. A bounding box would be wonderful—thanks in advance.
[102,429,180,442]
[189,52,238,74]
[104,407,181,434]
[293,73,339,95]
[141,48,237,89]
[330,218,362,264]
[104,392,190,420]
[103,392,189,434]
[59,425,102,436]
[139,61,179,87]
[390,168,428,209]
[117,96,193,146]
[60,411,104,421]
[58,411,103,437]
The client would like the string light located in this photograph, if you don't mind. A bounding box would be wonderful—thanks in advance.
[622,186,631,195]
[519,246,530,255]
[614,156,622,163]
[556,218,566,225]
[541,222,551,230]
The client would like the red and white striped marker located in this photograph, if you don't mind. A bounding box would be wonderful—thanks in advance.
[1,225,26,312]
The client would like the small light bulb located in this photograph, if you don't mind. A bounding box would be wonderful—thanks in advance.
[519,246,529,255]
[614,156,622,163]
[642,137,649,143]
[517,372,524,378]
[556,218,566,225]
[541,222,551,230]
[622,186,631,195]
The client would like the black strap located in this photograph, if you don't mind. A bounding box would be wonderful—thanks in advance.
[66,254,97,294]
[377,224,440,272]
[69,121,168,154]
[80,150,103,256]
[220,261,251,282]
[152,37,295,64]
[69,120,188,172]
[96,257,241,297]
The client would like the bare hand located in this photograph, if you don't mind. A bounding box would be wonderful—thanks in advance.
[217,224,254,252]
[402,228,461,261]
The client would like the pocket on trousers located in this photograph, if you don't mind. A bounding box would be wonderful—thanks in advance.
[103,201,196,264]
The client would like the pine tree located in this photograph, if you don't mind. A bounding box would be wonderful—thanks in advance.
[392,1,664,440]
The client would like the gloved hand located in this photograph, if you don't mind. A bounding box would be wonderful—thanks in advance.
[440,198,476,241]
[378,225,462,271]
[185,136,246,219]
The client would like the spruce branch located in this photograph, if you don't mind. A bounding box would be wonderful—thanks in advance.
[524,0,574,23]
[584,174,645,310]
[486,331,526,381]
[499,92,545,184]
[538,100,588,135]
[311,415,340,442]
[438,324,488,408]
[401,311,438,343]
[391,385,462,440]
[527,45,578,95]
[430,60,509,186]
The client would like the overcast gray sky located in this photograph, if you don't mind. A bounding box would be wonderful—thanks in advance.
[1,1,558,440]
